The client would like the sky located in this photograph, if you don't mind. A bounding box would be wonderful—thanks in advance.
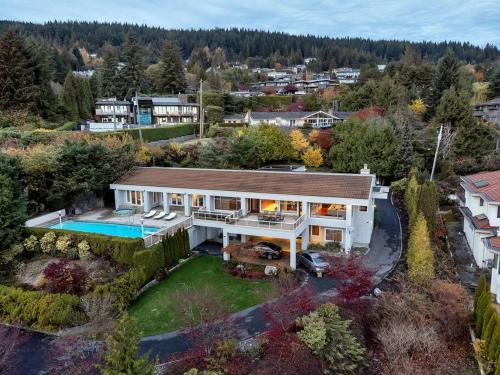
[1,0,499,47]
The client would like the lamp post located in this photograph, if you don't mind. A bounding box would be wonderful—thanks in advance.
[58,210,63,229]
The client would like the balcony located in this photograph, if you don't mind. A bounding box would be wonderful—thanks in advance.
[96,108,129,116]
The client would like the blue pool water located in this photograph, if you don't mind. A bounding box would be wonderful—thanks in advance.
[49,220,159,238]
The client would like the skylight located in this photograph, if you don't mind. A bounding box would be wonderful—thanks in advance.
[474,180,490,188]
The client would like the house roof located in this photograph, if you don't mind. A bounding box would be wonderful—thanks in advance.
[114,167,373,200]
[249,111,334,121]
[459,206,498,232]
[331,111,353,120]
[224,113,245,120]
[95,99,130,105]
[483,237,500,254]
[476,98,500,107]
[461,170,500,202]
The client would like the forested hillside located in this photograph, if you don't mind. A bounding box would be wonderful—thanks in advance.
[1,20,498,68]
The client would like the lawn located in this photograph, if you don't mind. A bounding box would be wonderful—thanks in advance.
[128,255,276,336]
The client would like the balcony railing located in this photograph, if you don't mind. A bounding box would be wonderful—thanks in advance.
[310,210,346,220]
[143,217,193,248]
[225,214,305,231]
[192,209,234,222]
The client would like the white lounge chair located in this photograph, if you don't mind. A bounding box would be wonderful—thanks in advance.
[164,212,177,221]
[143,210,157,218]
[153,211,167,219]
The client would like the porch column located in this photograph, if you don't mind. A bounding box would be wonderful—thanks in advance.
[240,197,247,216]
[163,192,170,214]
[241,234,247,243]
[206,195,213,211]
[223,229,229,247]
[301,227,309,251]
[114,190,122,209]
[289,237,297,270]
[184,193,191,217]
[143,191,151,212]
[344,204,353,253]
[301,201,309,218]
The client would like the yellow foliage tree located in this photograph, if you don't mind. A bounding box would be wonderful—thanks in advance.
[302,147,323,168]
[404,174,420,228]
[308,129,320,143]
[408,99,426,115]
[290,129,309,158]
[407,213,435,284]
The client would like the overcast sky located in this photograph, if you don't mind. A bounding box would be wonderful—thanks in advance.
[1,0,499,47]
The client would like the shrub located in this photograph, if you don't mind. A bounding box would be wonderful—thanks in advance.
[109,267,143,310]
[404,174,419,228]
[40,232,57,254]
[55,234,73,255]
[488,318,500,359]
[483,312,499,352]
[125,123,196,142]
[23,235,39,252]
[477,291,492,336]
[407,214,434,284]
[43,260,88,296]
[307,242,342,252]
[132,245,165,282]
[80,291,116,321]
[0,284,85,330]
[390,178,407,201]
[302,147,323,168]
[473,339,494,374]
[77,240,91,260]
[474,275,488,317]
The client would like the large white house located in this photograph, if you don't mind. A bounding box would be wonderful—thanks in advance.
[111,166,387,269]
[459,170,500,302]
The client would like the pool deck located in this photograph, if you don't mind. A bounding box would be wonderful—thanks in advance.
[44,209,190,232]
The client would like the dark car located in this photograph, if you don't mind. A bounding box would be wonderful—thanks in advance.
[252,241,283,259]
[298,251,330,274]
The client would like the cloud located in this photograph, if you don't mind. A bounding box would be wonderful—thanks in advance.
[0,0,498,46]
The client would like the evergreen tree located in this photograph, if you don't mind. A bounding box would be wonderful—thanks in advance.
[488,318,500,359]
[61,72,93,121]
[404,174,420,228]
[436,87,475,129]
[476,290,492,336]
[156,39,186,94]
[417,181,438,232]
[475,275,488,316]
[119,31,145,97]
[0,29,37,111]
[100,44,120,98]
[395,108,415,179]
[50,47,70,83]
[100,314,156,375]
[427,49,459,117]
[71,46,84,70]
[488,68,500,99]
[483,310,498,349]
[407,214,434,284]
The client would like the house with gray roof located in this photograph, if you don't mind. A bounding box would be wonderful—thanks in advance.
[244,110,345,128]
[474,97,500,126]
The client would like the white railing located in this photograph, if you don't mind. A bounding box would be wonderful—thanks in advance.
[143,217,193,248]
[225,214,306,231]
[192,209,233,222]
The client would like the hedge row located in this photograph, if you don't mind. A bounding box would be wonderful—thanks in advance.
[0,285,85,331]
[219,122,247,128]
[125,123,197,142]
[26,227,143,265]
[474,275,500,373]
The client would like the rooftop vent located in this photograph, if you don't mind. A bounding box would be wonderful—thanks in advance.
[474,180,490,188]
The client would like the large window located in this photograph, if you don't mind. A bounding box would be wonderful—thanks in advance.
[280,200,298,213]
[126,190,142,206]
[261,200,278,212]
[310,203,346,219]
[192,194,205,207]
[325,228,342,242]
[214,196,241,211]
[171,193,183,206]
[497,206,500,219]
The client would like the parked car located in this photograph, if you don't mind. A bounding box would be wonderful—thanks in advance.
[253,242,283,259]
[298,251,330,274]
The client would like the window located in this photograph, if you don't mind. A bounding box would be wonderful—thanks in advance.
[280,201,298,213]
[126,190,142,206]
[359,206,368,212]
[325,228,342,242]
[214,196,241,211]
[192,194,205,207]
[171,193,183,206]
[310,203,346,219]
[497,206,500,219]
[480,197,484,206]
[261,200,278,212]
[310,225,320,236]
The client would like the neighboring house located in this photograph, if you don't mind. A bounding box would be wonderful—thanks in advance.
[333,68,360,84]
[245,110,344,128]
[229,91,264,98]
[295,79,338,92]
[458,170,500,273]
[95,99,133,125]
[111,166,388,269]
[474,98,500,126]
[223,113,245,124]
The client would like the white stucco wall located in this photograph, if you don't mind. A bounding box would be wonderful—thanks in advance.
[25,209,66,227]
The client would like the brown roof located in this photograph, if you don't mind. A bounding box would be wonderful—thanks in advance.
[114,167,373,200]
[462,170,500,202]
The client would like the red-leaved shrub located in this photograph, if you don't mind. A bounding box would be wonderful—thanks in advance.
[43,260,88,295]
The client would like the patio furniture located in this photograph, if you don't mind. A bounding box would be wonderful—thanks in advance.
[153,211,167,219]
[164,212,177,221]
[143,210,157,218]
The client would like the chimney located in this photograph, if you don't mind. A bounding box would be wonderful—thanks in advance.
[360,164,370,175]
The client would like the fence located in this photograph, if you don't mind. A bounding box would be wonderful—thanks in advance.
[143,217,193,248]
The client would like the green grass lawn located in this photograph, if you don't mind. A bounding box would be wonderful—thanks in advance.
[128,255,275,336]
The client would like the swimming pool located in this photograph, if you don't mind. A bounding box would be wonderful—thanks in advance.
[49,220,159,238]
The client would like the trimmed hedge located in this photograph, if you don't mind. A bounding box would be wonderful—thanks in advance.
[26,227,143,265]
[219,122,247,128]
[125,123,197,142]
[0,285,85,331]
[161,228,190,268]
[133,245,165,282]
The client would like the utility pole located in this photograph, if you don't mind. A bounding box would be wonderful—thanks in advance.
[199,79,204,139]
[135,91,143,144]
[430,124,443,182]
[112,97,117,131]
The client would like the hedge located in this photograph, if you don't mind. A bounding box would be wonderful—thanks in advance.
[0,285,85,331]
[161,228,190,268]
[133,245,165,282]
[219,122,247,128]
[26,227,143,265]
[124,123,197,142]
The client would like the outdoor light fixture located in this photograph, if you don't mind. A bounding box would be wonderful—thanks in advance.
[58,210,63,229]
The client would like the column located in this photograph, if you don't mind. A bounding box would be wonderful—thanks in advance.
[241,234,247,243]
[163,192,170,214]
[240,197,247,216]
[206,195,213,211]
[184,193,191,217]
[143,191,151,212]
[223,229,229,247]
[344,204,353,252]
[114,190,122,209]
[301,227,309,251]
[302,201,309,218]
[289,237,297,270]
